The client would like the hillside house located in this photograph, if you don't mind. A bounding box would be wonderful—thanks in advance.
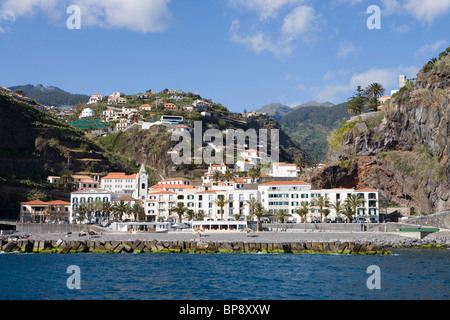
[79,108,95,119]
[88,94,104,104]
[164,103,178,111]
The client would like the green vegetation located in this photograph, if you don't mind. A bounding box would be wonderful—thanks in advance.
[382,145,447,181]
[327,120,357,150]
[8,84,89,106]
[279,103,350,162]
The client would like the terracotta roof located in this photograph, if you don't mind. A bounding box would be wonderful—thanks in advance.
[148,188,176,194]
[151,184,195,189]
[259,181,310,186]
[112,195,138,202]
[102,172,137,180]
[356,188,377,192]
[197,190,217,194]
[46,200,70,205]
[22,200,49,206]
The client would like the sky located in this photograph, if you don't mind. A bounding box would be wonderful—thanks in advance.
[0,0,449,113]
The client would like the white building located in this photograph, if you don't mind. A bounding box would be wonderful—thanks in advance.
[234,160,256,172]
[270,162,298,178]
[70,188,115,223]
[79,107,95,119]
[101,164,148,201]
[87,94,104,105]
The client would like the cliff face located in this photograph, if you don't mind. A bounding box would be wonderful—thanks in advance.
[312,56,450,214]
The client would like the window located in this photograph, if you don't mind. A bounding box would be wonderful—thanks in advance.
[187,195,194,200]
[177,195,184,200]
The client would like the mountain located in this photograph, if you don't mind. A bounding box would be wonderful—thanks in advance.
[293,101,335,109]
[256,103,292,121]
[279,103,351,162]
[311,53,450,215]
[8,84,89,106]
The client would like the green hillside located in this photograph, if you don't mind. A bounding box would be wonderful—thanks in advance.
[8,84,89,106]
[279,103,351,162]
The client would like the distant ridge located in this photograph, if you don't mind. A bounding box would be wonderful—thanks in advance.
[8,84,89,107]
[293,101,335,109]
[256,103,292,121]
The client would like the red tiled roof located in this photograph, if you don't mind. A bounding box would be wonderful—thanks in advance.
[259,181,310,186]
[102,172,137,180]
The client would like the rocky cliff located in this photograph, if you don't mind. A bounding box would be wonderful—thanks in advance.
[311,55,450,215]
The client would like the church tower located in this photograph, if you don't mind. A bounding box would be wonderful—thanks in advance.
[137,164,149,201]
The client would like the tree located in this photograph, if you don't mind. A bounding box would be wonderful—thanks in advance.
[26,189,47,201]
[247,167,260,183]
[294,157,307,174]
[346,86,366,115]
[272,210,286,232]
[344,194,364,222]
[245,197,258,218]
[365,83,385,112]
[223,170,234,186]
[74,203,89,223]
[330,199,343,222]
[295,202,310,231]
[59,169,73,189]
[196,210,206,221]
[131,202,145,222]
[172,202,188,223]
[252,201,268,232]
[214,195,231,220]
[312,195,330,223]
[112,200,129,221]
[102,202,113,222]
[342,203,354,223]
[212,171,224,186]
[323,208,331,223]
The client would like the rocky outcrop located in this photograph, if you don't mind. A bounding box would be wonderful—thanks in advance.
[312,56,450,214]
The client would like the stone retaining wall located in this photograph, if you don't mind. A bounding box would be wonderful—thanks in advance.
[0,239,390,255]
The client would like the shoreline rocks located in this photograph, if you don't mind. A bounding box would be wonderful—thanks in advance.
[0,238,394,255]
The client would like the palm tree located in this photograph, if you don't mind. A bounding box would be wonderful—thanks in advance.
[247,167,260,183]
[323,208,331,223]
[252,201,268,232]
[233,213,242,221]
[223,170,234,186]
[212,171,224,186]
[365,82,385,99]
[272,210,286,232]
[186,209,195,221]
[295,202,310,231]
[59,169,73,189]
[294,157,307,174]
[214,195,231,220]
[342,203,354,223]
[330,199,343,222]
[172,202,188,223]
[312,195,330,223]
[112,200,129,221]
[131,202,145,222]
[345,194,364,222]
[196,210,206,221]
[245,197,258,218]
[74,203,89,224]
[102,202,113,222]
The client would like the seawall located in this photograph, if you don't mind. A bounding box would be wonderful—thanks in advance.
[0,238,391,255]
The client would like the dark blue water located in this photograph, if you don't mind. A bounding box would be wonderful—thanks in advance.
[0,249,448,300]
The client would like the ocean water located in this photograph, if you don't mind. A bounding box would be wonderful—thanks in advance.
[0,249,448,300]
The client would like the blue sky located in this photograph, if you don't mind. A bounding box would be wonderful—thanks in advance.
[0,0,449,113]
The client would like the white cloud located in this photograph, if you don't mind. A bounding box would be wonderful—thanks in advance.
[228,0,304,20]
[381,0,450,24]
[416,40,449,57]
[281,5,318,42]
[312,65,419,103]
[403,0,450,24]
[337,40,361,59]
[0,0,174,33]
[230,19,285,56]
[230,4,321,57]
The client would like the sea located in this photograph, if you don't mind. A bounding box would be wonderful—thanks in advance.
[0,249,448,301]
